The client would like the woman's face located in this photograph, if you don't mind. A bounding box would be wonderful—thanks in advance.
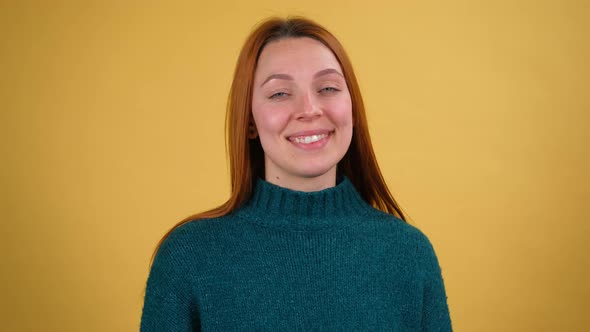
[251,37,353,191]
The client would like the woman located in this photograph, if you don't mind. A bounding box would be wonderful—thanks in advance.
[141,17,452,331]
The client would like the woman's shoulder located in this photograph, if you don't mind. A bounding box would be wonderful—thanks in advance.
[358,210,443,274]
[361,207,436,249]
[158,216,239,255]
[161,213,240,244]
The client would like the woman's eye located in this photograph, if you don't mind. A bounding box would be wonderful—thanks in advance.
[319,87,339,93]
[269,92,288,99]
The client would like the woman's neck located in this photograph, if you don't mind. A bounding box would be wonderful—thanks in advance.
[236,175,373,231]
[264,168,337,192]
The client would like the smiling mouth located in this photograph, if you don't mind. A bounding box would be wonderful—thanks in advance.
[290,133,328,144]
[286,130,334,146]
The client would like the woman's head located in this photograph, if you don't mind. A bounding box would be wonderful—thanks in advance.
[251,36,353,191]
[226,16,405,219]
[229,18,360,189]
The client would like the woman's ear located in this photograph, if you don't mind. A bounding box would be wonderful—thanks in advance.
[248,121,258,139]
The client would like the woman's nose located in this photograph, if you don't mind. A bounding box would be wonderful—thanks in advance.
[297,91,322,120]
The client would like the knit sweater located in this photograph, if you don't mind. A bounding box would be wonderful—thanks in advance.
[140,177,452,331]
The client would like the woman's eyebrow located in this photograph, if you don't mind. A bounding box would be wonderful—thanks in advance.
[260,68,343,87]
[314,68,343,79]
[260,73,293,87]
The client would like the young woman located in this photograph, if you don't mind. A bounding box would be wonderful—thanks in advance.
[141,17,452,331]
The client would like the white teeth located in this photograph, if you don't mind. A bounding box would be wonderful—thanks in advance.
[293,134,328,144]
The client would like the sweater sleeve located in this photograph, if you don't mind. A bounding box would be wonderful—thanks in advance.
[140,229,199,332]
[418,233,453,332]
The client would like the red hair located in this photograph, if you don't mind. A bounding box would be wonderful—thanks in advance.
[149,17,406,266]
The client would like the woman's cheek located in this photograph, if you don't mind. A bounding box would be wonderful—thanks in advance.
[258,106,292,133]
[271,105,294,127]
[328,99,353,126]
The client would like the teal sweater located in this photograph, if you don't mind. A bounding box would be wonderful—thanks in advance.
[140,177,452,331]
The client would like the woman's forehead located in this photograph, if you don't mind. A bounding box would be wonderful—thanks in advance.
[255,37,342,79]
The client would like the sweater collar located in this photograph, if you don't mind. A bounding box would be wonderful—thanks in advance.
[236,176,373,230]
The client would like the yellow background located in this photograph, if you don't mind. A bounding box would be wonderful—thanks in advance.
[2,1,588,331]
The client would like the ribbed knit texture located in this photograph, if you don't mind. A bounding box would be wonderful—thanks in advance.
[140,177,452,331]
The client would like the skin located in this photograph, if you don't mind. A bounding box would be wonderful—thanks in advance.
[251,37,353,192]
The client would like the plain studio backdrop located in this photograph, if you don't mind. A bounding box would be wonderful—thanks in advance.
[1,1,588,331]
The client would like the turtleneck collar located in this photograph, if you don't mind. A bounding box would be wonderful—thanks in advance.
[235,176,374,231]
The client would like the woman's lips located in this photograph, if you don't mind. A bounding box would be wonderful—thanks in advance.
[290,133,328,144]
[287,130,334,149]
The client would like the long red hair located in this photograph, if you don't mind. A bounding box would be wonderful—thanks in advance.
[149,17,406,266]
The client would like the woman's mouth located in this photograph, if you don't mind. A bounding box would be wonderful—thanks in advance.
[290,133,329,144]
[287,130,334,149]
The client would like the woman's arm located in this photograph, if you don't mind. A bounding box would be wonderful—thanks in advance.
[140,230,199,331]
[419,234,453,332]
